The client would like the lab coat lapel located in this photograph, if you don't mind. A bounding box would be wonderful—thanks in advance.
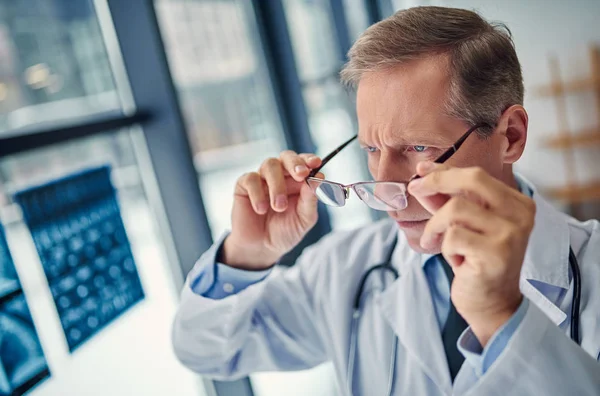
[521,189,570,289]
[520,190,570,326]
[369,182,571,394]
[520,279,567,326]
[376,260,452,395]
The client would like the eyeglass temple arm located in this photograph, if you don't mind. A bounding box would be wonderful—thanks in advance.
[307,123,489,181]
[409,123,489,182]
[307,135,358,178]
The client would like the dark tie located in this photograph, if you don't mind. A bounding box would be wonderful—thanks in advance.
[438,255,468,382]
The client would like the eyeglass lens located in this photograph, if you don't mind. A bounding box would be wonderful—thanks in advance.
[307,124,488,211]
[307,179,346,207]
[307,179,408,211]
[354,183,408,211]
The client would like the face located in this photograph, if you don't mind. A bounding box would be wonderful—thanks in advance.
[356,56,509,253]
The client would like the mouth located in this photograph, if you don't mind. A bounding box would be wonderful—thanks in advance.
[395,219,429,229]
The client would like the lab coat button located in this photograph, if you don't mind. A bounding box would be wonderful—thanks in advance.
[223,283,234,293]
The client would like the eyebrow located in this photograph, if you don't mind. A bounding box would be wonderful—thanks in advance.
[357,134,449,148]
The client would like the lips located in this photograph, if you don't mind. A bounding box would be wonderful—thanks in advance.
[396,219,428,229]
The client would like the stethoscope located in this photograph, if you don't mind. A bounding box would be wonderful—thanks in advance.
[346,237,582,396]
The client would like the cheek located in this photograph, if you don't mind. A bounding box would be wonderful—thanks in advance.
[476,144,505,175]
[455,143,500,174]
[407,155,426,170]
[406,194,429,215]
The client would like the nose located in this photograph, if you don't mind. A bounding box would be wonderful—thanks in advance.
[375,152,413,183]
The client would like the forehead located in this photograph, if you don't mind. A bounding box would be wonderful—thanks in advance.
[356,55,453,141]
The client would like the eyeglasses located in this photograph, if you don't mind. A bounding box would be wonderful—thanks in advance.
[305,123,489,211]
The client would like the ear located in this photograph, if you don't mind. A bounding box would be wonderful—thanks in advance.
[497,105,528,164]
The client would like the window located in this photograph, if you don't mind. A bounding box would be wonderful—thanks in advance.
[0,1,209,395]
[342,0,372,42]
[155,0,287,238]
[249,2,377,395]
[0,0,120,133]
[283,0,374,231]
[0,131,206,396]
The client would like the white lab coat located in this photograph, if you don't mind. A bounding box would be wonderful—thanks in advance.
[172,187,600,395]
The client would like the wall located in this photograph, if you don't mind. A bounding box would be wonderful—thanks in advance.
[393,0,600,212]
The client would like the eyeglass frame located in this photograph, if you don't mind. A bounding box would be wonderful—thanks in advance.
[304,122,491,208]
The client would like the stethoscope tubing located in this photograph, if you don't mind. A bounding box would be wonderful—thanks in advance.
[347,244,582,396]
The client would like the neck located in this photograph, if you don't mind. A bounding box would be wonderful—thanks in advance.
[499,165,520,191]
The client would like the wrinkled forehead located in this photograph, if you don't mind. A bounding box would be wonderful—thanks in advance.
[355,56,457,143]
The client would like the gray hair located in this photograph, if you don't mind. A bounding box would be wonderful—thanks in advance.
[340,6,524,135]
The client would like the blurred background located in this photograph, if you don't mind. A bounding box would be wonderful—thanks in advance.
[0,0,598,395]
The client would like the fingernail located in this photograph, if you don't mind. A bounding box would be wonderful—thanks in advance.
[308,156,319,162]
[275,195,288,209]
[295,165,308,174]
[257,202,269,214]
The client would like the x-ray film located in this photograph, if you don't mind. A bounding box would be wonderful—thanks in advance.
[14,166,145,352]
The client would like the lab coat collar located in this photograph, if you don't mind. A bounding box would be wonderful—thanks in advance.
[516,175,570,326]
[374,175,572,389]
[519,175,571,290]
[382,174,571,339]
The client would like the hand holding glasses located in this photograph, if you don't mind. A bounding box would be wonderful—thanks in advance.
[305,124,489,211]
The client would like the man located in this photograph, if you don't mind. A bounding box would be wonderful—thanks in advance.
[172,6,600,395]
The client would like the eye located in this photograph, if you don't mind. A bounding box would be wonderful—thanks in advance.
[362,146,378,153]
[410,145,428,153]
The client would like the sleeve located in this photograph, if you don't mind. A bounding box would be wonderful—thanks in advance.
[457,297,529,376]
[453,297,600,396]
[171,233,329,380]
[188,233,272,299]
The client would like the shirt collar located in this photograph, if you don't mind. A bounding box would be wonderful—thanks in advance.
[393,173,571,289]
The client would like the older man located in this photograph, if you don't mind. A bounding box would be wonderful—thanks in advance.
[172,6,600,395]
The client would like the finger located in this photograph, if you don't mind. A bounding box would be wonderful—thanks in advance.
[298,153,322,169]
[408,166,520,213]
[415,161,447,177]
[307,171,325,180]
[280,150,310,182]
[441,224,489,268]
[421,196,511,249]
[235,172,269,214]
[235,172,306,209]
[279,152,322,180]
[409,162,455,214]
[259,158,288,212]
[296,182,319,228]
[271,177,310,197]
[411,191,451,215]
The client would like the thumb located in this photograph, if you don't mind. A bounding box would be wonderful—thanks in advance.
[410,162,451,214]
[415,193,450,214]
[415,161,449,177]
[296,182,319,228]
